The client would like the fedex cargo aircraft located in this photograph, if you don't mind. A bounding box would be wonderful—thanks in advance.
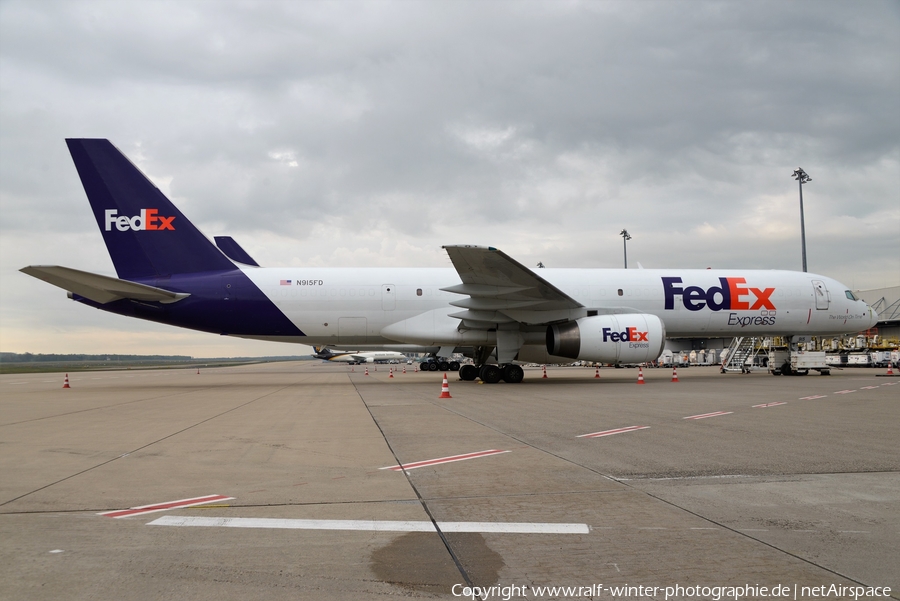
[21,139,878,383]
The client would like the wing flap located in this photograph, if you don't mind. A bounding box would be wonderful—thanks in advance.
[20,265,190,305]
[439,283,532,297]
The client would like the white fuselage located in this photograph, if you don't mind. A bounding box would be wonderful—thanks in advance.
[239,267,877,349]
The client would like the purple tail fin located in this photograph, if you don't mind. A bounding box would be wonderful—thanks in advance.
[66,139,235,279]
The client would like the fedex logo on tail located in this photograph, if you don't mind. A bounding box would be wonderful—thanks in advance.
[104,209,175,232]
[662,277,775,312]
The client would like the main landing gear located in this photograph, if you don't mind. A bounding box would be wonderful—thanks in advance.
[420,358,460,372]
[459,364,524,384]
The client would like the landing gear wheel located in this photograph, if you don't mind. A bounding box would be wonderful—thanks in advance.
[428,361,439,371]
[501,364,524,383]
[479,364,502,384]
[459,364,478,381]
[781,362,792,376]
[438,361,450,371]
[449,361,461,371]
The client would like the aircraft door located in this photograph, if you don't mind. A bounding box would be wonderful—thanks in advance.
[382,284,395,311]
[812,280,829,310]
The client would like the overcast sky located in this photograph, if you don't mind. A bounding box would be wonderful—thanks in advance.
[1,0,898,357]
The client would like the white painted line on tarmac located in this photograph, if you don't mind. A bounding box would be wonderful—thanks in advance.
[148,515,590,534]
[752,402,787,408]
[578,425,650,438]
[834,390,856,394]
[380,449,509,471]
[99,494,234,518]
[441,521,589,534]
[799,395,826,400]
[683,411,733,420]
[860,386,879,390]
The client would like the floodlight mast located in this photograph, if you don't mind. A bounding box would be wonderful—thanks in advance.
[792,168,811,272]
[620,229,632,269]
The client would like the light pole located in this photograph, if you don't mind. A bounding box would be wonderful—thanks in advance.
[619,229,631,269]
[792,168,811,272]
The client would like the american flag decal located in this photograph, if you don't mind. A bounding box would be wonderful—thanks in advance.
[280,279,291,285]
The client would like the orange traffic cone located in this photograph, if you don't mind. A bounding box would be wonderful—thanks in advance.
[402,366,407,374]
[542,365,548,379]
[594,366,600,379]
[351,365,355,372]
[671,366,679,383]
[389,368,394,379]
[364,366,369,376]
[414,364,419,373]
[62,373,70,389]
[887,362,894,376]
[438,373,452,398]
[636,367,646,385]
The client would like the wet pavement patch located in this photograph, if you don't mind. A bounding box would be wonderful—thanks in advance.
[370,531,504,593]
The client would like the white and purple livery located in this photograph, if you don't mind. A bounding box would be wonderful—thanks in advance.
[22,139,878,383]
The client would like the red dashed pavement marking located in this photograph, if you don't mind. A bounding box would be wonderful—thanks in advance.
[577,425,650,438]
[684,411,733,420]
[99,494,233,518]
[380,449,509,471]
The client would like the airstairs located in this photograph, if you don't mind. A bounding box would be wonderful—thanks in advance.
[721,337,766,373]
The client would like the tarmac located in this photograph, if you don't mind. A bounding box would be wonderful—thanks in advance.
[1,362,897,600]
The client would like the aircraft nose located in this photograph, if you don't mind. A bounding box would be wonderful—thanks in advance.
[867,305,879,329]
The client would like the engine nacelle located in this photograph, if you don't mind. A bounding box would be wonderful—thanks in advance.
[546,314,666,364]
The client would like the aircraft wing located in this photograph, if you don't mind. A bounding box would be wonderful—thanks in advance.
[20,265,190,305]
[441,245,584,327]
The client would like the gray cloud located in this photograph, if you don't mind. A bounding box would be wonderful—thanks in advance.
[1,0,897,355]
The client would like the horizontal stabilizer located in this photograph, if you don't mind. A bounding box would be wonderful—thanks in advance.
[20,265,190,305]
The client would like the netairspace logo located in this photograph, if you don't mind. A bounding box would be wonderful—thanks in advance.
[451,582,892,600]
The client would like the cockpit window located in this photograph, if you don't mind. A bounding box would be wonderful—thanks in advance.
[844,290,859,301]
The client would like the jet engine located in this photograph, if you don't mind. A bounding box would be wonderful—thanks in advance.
[546,314,666,364]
